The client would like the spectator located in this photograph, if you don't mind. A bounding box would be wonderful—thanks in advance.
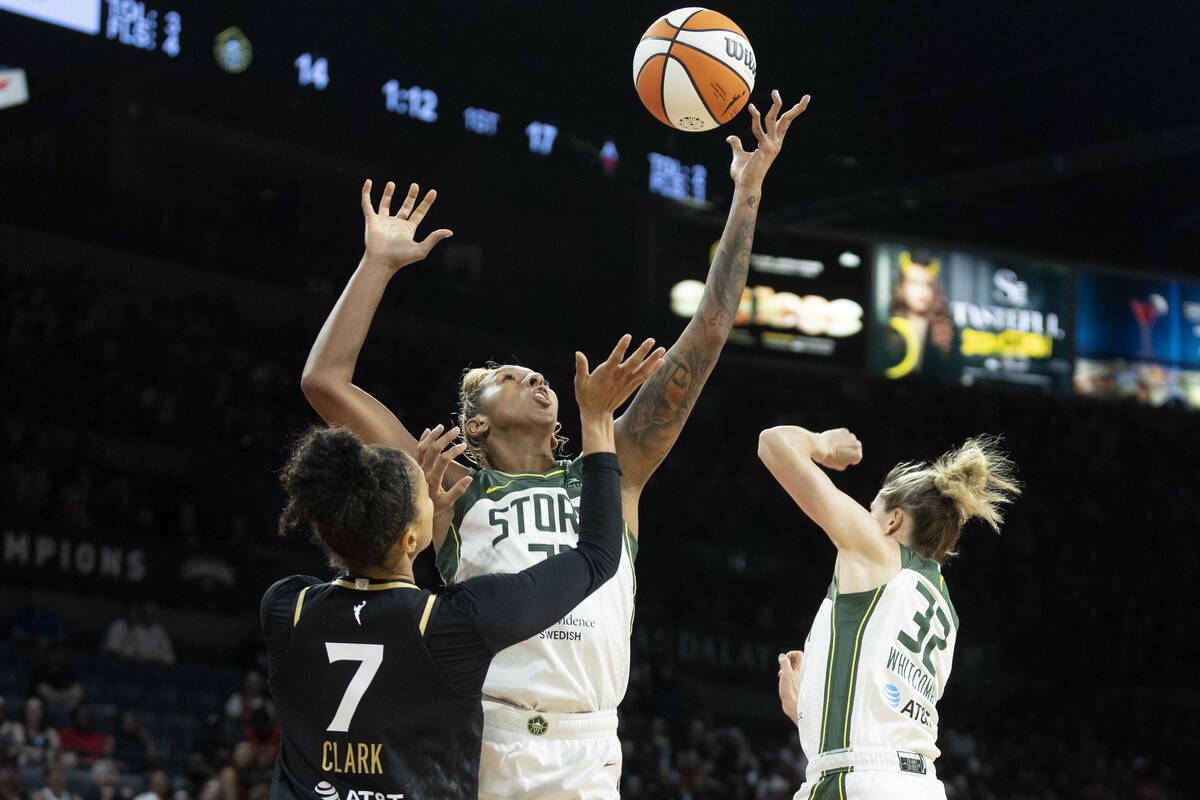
[17,697,60,768]
[32,761,83,800]
[102,605,175,665]
[10,592,64,646]
[0,757,20,800]
[111,712,156,775]
[241,709,277,771]
[86,758,132,800]
[223,672,270,722]
[29,645,84,711]
[216,742,264,800]
[0,699,20,761]
[131,769,170,800]
[184,715,228,788]
[60,704,112,768]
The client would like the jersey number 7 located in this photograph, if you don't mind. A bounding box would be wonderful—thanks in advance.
[325,642,383,732]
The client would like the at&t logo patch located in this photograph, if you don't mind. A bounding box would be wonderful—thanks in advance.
[882,683,901,709]
[315,782,339,800]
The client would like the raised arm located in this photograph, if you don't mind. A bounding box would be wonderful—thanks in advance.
[300,180,467,490]
[615,92,810,513]
[756,426,893,568]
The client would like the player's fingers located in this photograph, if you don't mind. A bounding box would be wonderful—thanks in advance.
[432,442,468,487]
[574,351,590,381]
[777,96,810,137]
[619,337,656,370]
[748,102,765,142]
[765,89,782,132]
[726,135,747,158]
[396,183,419,218]
[432,424,460,453]
[788,650,804,669]
[379,181,397,214]
[418,229,454,256]
[361,179,374,217]
[605,333,634,366]
[409,188,438,226]
[630,347,667,379]
[443,475,473,506]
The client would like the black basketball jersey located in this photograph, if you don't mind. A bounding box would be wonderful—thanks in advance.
[262,575,482,800]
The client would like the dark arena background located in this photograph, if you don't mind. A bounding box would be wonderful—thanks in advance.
[2,2,1199,798]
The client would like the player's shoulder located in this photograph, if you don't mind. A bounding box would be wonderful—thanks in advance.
[897,545,958,628]
[261,575,323,614]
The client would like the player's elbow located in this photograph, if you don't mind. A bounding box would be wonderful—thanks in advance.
[757,428,784,465]
[300,369,341,412]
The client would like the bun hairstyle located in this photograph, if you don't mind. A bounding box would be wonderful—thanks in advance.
[279,427,418,574]
[879,435,1021,564]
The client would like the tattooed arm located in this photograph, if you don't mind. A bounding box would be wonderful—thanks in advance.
[615,91,810,536]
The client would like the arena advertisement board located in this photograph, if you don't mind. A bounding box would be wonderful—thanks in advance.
[1075,272,1183,362]
[665,229,870,367]
[870,244,1073,391]
[1073,274,1200,409]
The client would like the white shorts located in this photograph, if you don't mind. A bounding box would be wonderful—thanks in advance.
[477,700,622,800]
[795,748,946,800]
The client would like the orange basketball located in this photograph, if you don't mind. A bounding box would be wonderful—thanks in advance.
[633,7,756,132]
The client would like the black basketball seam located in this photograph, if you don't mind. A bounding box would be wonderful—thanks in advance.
[669,38,754,99]
[665,53,719,128]
[635,52,668,122]
[667,38,748,122]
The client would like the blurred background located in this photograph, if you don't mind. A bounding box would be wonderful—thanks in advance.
[1,2,1198,798]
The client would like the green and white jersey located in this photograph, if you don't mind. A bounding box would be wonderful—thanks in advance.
[436,458,638,713]
[795,545,959,765]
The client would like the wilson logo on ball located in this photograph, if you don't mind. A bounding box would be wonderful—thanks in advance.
[633,7,756,132]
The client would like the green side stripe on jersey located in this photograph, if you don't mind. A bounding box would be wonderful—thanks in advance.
[624,522,638,633]
[819,586,884,753]
[439,521,463,586]
[808,769,849,800]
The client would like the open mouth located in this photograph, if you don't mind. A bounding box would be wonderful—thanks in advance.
[532,388,552,407]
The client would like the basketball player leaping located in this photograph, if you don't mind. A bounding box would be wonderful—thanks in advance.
[301,90,809,799]
[760,426,1020,800]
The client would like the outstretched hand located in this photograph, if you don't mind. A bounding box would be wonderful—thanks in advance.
[361,179,454,271]
[814,428,863,471]
[416,424,473,513]
[574,334,667,419]
[727,90,810,190]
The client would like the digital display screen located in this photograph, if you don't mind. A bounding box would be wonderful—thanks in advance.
[1074,359,1200,410]
[0,0,100,34]
[1074,274,1200,409]
[871,244,1073,391]
[1076,272,1184,363]
[665,229,870,367]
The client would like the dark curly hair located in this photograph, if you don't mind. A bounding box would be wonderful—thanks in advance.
[278,427,419,574]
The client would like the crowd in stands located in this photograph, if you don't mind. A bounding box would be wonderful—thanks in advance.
[2,253,1197,799]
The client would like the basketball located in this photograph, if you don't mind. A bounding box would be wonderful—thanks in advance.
[633,7,757,132]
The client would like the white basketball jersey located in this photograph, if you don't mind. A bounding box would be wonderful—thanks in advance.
[437,458,636,713]
[795,545,959,764]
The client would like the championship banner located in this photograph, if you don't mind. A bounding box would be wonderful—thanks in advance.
[871,244,1073,391]
[0,524,251,607]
